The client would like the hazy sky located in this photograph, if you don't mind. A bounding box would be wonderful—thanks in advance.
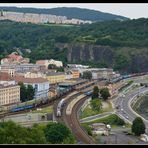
[0,3,148,19]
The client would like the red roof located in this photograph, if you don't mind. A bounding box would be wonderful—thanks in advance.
[7,53,23,61]
[13,75,49,84]
[0,72,12,81]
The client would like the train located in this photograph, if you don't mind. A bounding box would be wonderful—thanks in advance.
[56,99,65,117]
[56,91,79,117]
[10,104,34,112]
[109,72,148,84]
[9,88,73,113]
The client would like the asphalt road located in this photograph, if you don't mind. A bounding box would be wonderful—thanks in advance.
[113,86,148,131]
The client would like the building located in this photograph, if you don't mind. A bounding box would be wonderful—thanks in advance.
[67,64,89,69]
[46,72,65,84]
[0,82,20,106]
[0,63,45,73]
[1,52,29,65]
[13,75,49,99]
[91,123,110,136]
[24,71,46,79]
[0,68,15,77]
[36,59,63,69]
[0,11,92,25]
[65,71,73,80]
[69,70,80,79]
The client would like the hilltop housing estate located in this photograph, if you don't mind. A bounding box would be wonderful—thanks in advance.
[0,10,92,25]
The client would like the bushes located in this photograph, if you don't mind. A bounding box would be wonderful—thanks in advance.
[90,114,125,126]
[82,124,92,136]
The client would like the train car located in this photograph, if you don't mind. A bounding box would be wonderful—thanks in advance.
[56,99,65,117]
[10,104,34,112]
[84,91,93,96]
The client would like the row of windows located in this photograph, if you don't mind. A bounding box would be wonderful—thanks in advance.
[0,99,19,105]
[0,95,20,98]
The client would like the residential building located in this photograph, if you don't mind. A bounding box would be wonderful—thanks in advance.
[46,72,65,84]
[1,52,29,64]
[0,11,92,25]
[0,63,45,73]
[0,82,20,106]
[0,68,15,77]
[36,59,63,69]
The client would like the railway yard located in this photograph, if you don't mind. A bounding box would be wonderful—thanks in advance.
[1,73,148,144]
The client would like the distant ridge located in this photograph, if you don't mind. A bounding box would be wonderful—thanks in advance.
[0,6,129,21]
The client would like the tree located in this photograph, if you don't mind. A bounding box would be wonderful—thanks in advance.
[56,66,64,72]
[92,86,99,99]
[100,87,111,101]
[18,82,27,102]
[132,117,145,136]
[26,85,35,101]
[48,64,57,69]
[0,121,47,144]
[44,122,76,144]
[90,99,102,112]
[82,71,92,80]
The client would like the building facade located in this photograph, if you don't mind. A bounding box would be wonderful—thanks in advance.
[36,59,63,69]
[13,75,50,99]
[46,72,65,84]
[0,83,20,106]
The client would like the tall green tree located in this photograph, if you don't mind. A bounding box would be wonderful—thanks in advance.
[44,122,76,144]
[27,85,35,101]
[100,87,111,101]
[92,86,99,99]
[18,82,27,102]
[82,71,92,80]
[90,99,102,112]
[132,117,145,136]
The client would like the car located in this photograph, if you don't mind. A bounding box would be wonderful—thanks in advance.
[121,108,124,111]
[125,116,129,119]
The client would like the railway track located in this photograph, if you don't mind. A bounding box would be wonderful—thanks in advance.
[53,82,98,144]
[65,97,95,144]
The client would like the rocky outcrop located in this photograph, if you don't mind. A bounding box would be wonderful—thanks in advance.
[55,43,115,66]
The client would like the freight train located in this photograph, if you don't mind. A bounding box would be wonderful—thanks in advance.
[110,72,148,84]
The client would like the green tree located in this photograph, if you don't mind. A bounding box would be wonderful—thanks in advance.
[100,88,111,101]
[92,86,99,99]
[0,121,47,144]
[82,71,92,80]
[44,122,76,144]
[26,85,35,101]
[90,99,102,112]
[18,82,27,102]
[132,117,145,136]
[56,66,64,72]
[48,64,57,69]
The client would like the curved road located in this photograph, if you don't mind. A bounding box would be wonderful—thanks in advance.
[113,86,148,131]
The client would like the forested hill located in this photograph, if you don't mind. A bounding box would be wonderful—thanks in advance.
[0,18,148,73]
[0,7,129,21]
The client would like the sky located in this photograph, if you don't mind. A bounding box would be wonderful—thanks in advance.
[0,3,148,19]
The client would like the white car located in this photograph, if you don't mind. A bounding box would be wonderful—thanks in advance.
[126,116,129,119]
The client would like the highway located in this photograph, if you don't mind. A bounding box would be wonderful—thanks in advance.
[113,85,148,131]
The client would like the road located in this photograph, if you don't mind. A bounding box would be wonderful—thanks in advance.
[113,85,148,131]
[79,112,113,123]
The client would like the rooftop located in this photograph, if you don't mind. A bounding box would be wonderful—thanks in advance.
[13,75,49,84]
